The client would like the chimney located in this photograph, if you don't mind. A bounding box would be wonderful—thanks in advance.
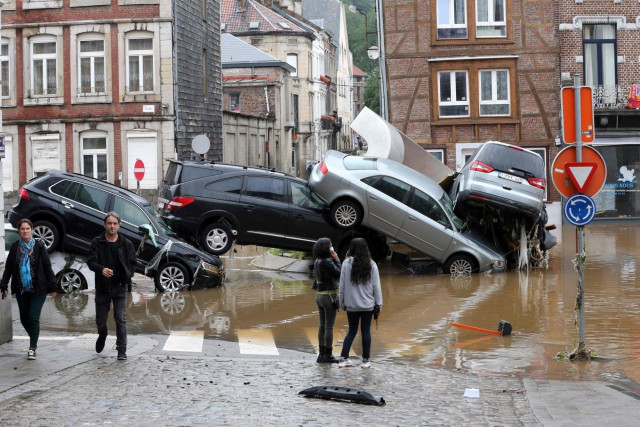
[238,0,247,11]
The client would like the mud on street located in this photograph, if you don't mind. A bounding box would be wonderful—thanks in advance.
[21,223,640,385]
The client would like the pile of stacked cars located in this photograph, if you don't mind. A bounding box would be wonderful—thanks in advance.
[7,171,225,292]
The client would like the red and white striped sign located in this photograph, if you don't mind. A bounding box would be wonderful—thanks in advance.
[134,159,145,181]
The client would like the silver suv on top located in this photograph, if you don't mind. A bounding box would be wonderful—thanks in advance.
[449,141,546,220]
[309,150,506,274]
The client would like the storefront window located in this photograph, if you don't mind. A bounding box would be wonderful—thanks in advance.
[593,145,640,218]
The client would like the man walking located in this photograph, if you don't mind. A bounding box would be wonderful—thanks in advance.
[87,212,136,360]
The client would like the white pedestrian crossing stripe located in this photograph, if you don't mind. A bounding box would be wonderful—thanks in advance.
[163,330,204,352]
[238,329,279,355]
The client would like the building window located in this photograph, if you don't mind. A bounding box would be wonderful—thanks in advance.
[476,0,506,38]
[78,36,105,95]
[438,71,469,117]
[126,34,154,93]
[230,93,240,112]
[287,53,298,77]
[0,41,9,98]
[31,37,57,96]
[81,133,108,180]
[583,24,617,89]
[437,0,467,39]
[426,149,444,162]
[479,69,510,116]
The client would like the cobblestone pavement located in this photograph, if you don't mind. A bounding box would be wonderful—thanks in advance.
[0,338,535,426]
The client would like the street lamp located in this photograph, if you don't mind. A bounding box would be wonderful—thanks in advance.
[348,5,379,60]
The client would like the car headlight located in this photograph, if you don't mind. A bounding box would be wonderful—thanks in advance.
[201,260,223,275]
[492,259,505,270]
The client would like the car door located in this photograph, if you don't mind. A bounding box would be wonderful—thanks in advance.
[396,188,454,262]
[284,180,336,250]
[59,182,111,253]
[362,176,410,238]
[237,176,287,246]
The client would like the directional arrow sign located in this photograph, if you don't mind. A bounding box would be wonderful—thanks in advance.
[564,194,596,226]
[565,162,597,193]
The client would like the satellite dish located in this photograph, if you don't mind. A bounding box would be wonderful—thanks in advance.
[367,46,379,60]
[192,134,211,155]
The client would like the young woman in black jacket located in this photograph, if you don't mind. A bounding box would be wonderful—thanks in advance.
[312,237,341,364]
[1,219,57,360]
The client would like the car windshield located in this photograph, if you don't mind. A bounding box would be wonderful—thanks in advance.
[439,193,464,231]
[477,144,544,178]
[343,156,378,170]
[143,204,177,237]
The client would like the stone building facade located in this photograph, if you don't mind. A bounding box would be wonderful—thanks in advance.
[381,0,562,201]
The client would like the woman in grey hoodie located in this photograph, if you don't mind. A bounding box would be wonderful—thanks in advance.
[338,238,382,368]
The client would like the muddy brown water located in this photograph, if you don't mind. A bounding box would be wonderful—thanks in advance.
[36,223,640,382]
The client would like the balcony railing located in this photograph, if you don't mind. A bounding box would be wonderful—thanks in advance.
[592,85,634,109]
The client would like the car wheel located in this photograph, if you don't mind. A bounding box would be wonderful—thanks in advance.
[57,270,86,294]
[200,222,233,255]
[154,262,190,292]
[443,254,477,276]
[330,200,362,229]
[32,220,60,252]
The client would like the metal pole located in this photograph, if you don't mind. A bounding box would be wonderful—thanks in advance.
[574,74,585,347]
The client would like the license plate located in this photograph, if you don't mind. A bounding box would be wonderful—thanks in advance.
[498,172,523,183]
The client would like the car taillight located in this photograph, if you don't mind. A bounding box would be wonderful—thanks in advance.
[508,145,523,151]
[320,161,328,175]
[165,196,195,211]
[528,177,546,190]
[19,188,30,200]
[470,160,494,173]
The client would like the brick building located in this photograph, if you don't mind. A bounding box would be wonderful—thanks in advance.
[352,64,367,119]
[380,0,562,201]
[560,1,640,218]
[1,0,222,202]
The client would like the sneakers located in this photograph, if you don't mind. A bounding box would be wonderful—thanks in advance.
[361,358,371,368]
[338,357,354,368]
[95,334,107,354]
[27,348,36,360]
[117,351,127,361]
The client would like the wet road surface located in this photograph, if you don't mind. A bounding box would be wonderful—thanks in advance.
[28,223,640,383]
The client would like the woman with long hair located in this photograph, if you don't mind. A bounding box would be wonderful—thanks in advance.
[338,238,382,368]
[1,219,57,360]
[312,237,341,363]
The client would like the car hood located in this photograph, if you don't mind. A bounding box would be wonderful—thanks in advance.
[154,233,223,266]
[459,228,506,258]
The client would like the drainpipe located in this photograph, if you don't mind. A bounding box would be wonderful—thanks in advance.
[264,87,270,117]
[375,0,388,120]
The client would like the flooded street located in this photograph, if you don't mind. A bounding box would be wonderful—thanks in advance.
[31,223,640,383]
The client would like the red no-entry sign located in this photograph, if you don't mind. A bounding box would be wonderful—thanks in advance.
[134,159,145,181]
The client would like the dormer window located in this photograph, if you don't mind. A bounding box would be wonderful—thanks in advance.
[249,22,260,30]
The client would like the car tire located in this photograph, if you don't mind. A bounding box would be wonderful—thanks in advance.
[443,254,478,276]
[57,270,87,294]
[330,200,362,229]
[370,243,390,263]
[200,222,233,255]
[32,220,60,252]
[154,262,191,292]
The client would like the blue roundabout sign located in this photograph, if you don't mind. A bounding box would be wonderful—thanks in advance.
[564,194,596,226]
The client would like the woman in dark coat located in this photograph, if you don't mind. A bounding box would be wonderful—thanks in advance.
[312,237,341,364]
[1,219,57,360]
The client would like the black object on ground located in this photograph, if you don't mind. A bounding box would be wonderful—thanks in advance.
[299,386,386,406]
[498,320,512,336]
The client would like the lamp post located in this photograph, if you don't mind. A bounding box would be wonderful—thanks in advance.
[348,5,379,60]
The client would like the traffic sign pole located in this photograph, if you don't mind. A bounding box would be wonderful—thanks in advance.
[573,74,587,358]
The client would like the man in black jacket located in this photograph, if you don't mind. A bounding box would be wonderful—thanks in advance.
[87,212,136,360]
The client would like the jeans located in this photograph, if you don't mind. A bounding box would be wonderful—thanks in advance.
[340,310,374,359]
[316,293,338,348]
[16,292,47,349]
[95,291,127,351]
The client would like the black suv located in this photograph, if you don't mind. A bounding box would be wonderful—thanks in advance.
[158,160,388,261]
[8,171,224,292]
